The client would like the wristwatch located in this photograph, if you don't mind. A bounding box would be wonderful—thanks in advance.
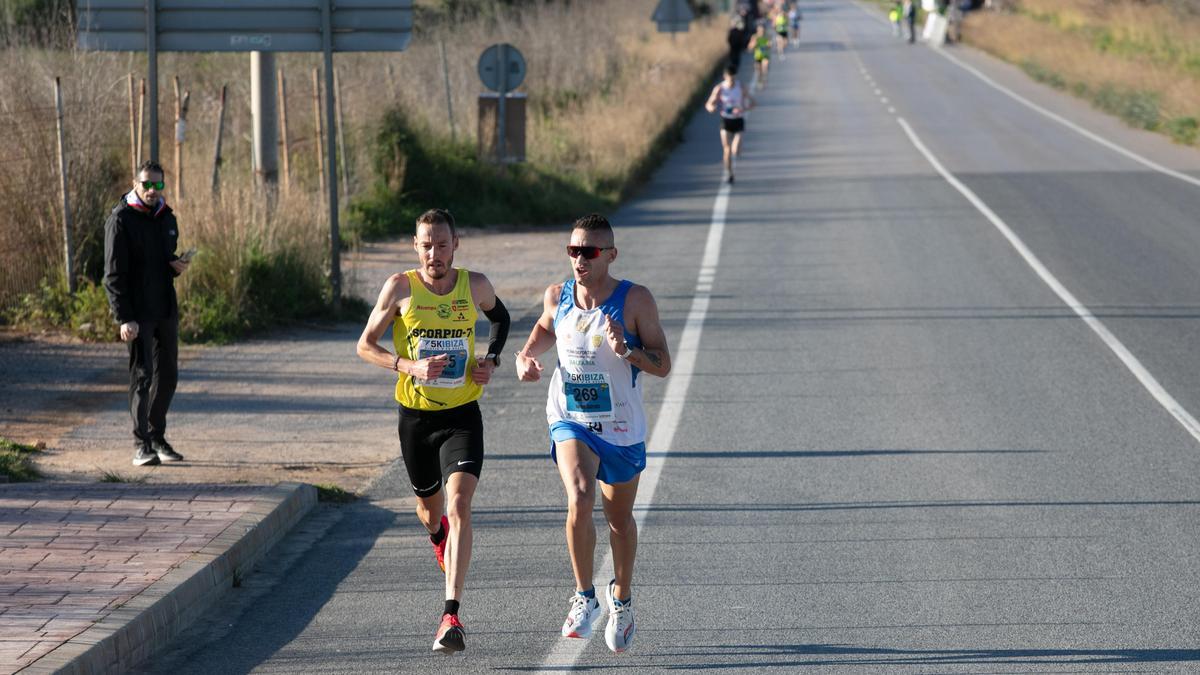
[615,343,634,360]
[485,353,501,367]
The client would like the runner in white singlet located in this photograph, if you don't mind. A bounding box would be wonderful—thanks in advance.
[515,214,671,654]
[705,64,755,184]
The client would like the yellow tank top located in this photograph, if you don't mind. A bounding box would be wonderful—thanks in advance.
[393,268,481,410]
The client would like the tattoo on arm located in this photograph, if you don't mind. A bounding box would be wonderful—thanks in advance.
[641,350,663,368]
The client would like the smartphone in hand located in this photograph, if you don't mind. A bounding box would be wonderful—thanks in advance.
[179,247,197,263]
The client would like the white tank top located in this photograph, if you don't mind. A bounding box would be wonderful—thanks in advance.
[718,81,745,119]
[546,279,646,446]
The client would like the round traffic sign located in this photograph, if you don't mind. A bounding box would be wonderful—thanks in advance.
[477,43,526,93]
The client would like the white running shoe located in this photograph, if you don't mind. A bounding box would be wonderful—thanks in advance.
[561,592,601,639]
[604,578,635,653]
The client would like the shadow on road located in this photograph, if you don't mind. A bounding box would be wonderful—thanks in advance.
[654,643,1200,669]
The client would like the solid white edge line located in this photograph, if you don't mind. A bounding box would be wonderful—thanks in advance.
[539,182,729,669]
[849,0,1200,190]
[931,48,1200,190]
[897,117,1200,445]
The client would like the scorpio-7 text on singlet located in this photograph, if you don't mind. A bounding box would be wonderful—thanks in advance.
[393,268,481,410]
[546,279,646,446]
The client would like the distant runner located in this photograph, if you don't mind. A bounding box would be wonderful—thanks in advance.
[515,214,672,653]
[789,3,803,47]
[356,208,510,655]
[705,64,755,185]
[773,8,789,59]
[750,22,771,90]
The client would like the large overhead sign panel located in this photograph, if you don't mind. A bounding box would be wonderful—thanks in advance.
[77,0,413,52]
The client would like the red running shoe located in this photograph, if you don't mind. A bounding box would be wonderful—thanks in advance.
[432,515,448,573]
[432,612,465,653]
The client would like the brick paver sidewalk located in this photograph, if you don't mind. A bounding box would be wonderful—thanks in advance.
[0,483,276,673]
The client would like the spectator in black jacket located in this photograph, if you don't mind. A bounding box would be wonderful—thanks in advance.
[103,160,189,467]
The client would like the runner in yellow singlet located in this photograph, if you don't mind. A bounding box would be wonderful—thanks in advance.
[773,7,789,59]
[357,208,510,655]
[750,22,771,90]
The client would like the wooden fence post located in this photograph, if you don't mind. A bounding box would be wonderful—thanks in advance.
[210,84,226,194]
[53,77,75,294]
[312,67,326,195]
[334,67,350,199]
[127,73,137,177]
[278,68,291,195]
[136,78,146,169]
[173,76,190,200]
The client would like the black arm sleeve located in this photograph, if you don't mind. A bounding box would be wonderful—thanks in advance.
[483,296,510,357]
[102,208,133,324]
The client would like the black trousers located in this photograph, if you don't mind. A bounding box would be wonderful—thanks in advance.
[128,316,179,443]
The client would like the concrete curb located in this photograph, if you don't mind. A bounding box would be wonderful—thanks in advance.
[18,482,318,675]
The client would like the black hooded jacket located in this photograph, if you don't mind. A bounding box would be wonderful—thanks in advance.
[102,197,180,324]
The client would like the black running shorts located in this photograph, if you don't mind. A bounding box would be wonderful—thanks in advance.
[722,117,745,133]
[397,400,484,498]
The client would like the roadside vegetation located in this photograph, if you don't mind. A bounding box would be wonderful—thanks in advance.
[98,469,149,484]
[314,483,358,503]
[1,0,727,343]
[962,0,1200,145]
[0,438,43,482]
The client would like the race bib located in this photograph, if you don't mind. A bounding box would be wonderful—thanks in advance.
[415,336,468,388]
[562,370,614,422]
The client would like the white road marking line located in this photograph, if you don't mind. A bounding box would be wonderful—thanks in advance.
[897,117,1200,445]
[932,49,1200,190]
[850,0,1200,190]
[539,183,729,669]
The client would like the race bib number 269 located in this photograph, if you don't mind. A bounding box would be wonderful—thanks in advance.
[563,371,614,421]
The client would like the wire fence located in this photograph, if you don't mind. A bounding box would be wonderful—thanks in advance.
[0,68,342,317]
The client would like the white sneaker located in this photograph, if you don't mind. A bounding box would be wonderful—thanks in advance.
[561,592,601,639]
[604,578,635,653]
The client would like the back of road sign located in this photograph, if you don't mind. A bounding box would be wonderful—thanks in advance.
[477,43,526,93]
[652,0,694,33]
[77,0,413,53]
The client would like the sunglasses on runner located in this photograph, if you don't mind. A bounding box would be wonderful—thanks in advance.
[140,180,165,190]
[566,245,613,259]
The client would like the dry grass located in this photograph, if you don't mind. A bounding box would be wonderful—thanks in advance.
[0,41,126,309]
[0,0,727,325]
[964,0,1200,128]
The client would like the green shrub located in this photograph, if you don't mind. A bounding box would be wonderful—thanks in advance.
[5,276,116,341]
[1093,84,1160,130]
[179,285,243,344]
[1020,59,1067,90]
[0,438,41,482]
[70,279,116,342]
[241,246,328,327]
[178,243,346,343]
[345,109,609,241]
[1164,116,1199,145]
[314,483,358,503]
[6,277,73,327]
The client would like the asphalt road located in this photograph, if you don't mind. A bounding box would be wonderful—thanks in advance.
[138,2,1200,672]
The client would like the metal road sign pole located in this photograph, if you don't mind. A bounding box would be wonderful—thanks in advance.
[497,44,507,163]
[146,0,158,161]
[322,0,341,309]
[250,51,279,187]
